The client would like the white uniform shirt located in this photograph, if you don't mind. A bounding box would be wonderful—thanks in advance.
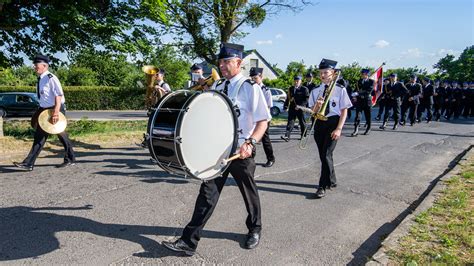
[215,73,271,145]
[158,80,171,93]
[260,83,273,109]
[37,71,65,108]
[308,83,352,117]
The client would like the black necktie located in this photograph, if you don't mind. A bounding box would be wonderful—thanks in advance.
[223,80,230,96]
[323,84,330,115]
[36,76,41,99]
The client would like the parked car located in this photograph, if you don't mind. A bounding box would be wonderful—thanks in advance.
[270,88,287,102]
[0,92,39,117]
[270,100,285,117]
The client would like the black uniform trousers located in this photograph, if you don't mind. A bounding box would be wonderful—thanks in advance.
[433,101,443,120]
[23,106,75,166]
[383,99,400,124]
[181,155,261,249]
[354,102,372,129]
[417,102,433,121]
[285,108,306,138]
[407,101,418,124]
[261,121,275,161]
[377,98,385,118]
[446,100,460,119]
[314,116,339,189]
[400,100,409,123]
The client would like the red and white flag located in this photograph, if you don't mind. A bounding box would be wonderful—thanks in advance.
[370,63,384,106]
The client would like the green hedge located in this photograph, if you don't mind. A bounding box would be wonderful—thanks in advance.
[0,86,145,110]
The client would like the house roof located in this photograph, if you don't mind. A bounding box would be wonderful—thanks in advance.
[243,50,279,78]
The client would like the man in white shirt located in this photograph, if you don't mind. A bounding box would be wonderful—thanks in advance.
[14,54,75,171]
[162,43,271,255]
[250,67,275,167]
[309,59,352,198]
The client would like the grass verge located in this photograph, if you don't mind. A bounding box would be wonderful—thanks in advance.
[386,153,474,264]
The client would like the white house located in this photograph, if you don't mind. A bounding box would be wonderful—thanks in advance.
[200,49,279,80]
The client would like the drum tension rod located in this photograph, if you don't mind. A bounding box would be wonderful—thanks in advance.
[174,137,182,144]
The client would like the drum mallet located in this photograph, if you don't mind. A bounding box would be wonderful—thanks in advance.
[220,154,241,166]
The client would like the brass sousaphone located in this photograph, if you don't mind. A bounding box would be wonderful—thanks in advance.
[142,65,162,109]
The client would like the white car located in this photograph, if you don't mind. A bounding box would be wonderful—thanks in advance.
[270,100,285,117]
[270,88,287,102]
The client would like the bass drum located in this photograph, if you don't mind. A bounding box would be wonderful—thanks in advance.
[147,90,238,181]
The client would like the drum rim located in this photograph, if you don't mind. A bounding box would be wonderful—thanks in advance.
[148,90,184,174]
[175,90,239,181]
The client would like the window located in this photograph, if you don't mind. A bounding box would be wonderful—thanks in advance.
[250,59,258,68]
[271,89,278,96]
[17,95,32,103]
[0,95,15,103]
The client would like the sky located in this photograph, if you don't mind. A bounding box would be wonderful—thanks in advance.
[239,0,473,72]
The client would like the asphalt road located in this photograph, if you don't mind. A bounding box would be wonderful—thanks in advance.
[0,116,473,264]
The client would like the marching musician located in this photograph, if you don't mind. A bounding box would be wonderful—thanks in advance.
[352,69,374,136]
[14,54,75,171]
[418,78,435,123]
[162,43,271,255]
[304,72,317,93]
[433,80,445,121]
[250,67,275,168]
[281,75,309,142]
[379,73,408,130]
[402,74,422,126]
[442,80,452,119]
[185,63,211,90]
[308,59,352,198]
[152,69,171,104]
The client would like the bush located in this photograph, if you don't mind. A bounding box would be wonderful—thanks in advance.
[0,86,145,110]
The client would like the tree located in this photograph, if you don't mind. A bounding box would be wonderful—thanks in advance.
[143,0,310,65]
[0,0,158,67]
[434,45,473,82]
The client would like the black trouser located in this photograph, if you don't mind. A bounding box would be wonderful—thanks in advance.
[417,103,433,121]
[314,116,339,189]
[400,100,409,123]
[433,103,442,120]
[377,100,385,117]
[261,121,275,161]
[23,106,75,166]
[383,99,400,125]
[181,156,261,249]
[285,108,306,138]
[441,100,450,116]
[446,100,460,119]
[463,100,473,117]
[354,102,371,129]
[408,102,418,124]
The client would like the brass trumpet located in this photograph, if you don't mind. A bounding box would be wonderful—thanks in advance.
[189,68,220,90]
[299,70,341,149]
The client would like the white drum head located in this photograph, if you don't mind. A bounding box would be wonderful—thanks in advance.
[179,91,236,180]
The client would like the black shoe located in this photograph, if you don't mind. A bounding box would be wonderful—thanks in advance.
[379,123,386,130]
[375,115,381,121]
[13,162,33,171]
[363,128,371,135]
[244,232,261,249]
[351,127,359,137]
[56,161,76,168]
[315,188,326,198]
[263,160,274,168]
[280,136,289,142]
[392,124,398,130]
[162,239,196,256]
[330,183,337,188]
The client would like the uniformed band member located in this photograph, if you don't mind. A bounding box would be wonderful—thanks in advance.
[380,73,408,130]
[375,78,390,120]
[14,54,75,171]
[281,75,309,141]
[352,69,374,136]
[250,67,275,167]
[446,81,463,120]
[433,80,445,121]
[152,69,171,104]
[185,63,204,89]
[441,80,452,118]
[402,74,422,126]
[462,82,473,118]
[308,59,352,198]
[418,78,435,122]
[303,72,317,93]
[162,43,271,255]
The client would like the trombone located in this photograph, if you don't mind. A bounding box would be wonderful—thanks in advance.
[298,70,341,149]
[189,68,220,90]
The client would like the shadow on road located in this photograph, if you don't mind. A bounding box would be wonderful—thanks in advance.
[348,145,473,265]
[0,205,244,261]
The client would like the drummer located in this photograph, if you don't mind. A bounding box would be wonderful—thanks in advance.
[162,42,271,255]
[13,54,75,171]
